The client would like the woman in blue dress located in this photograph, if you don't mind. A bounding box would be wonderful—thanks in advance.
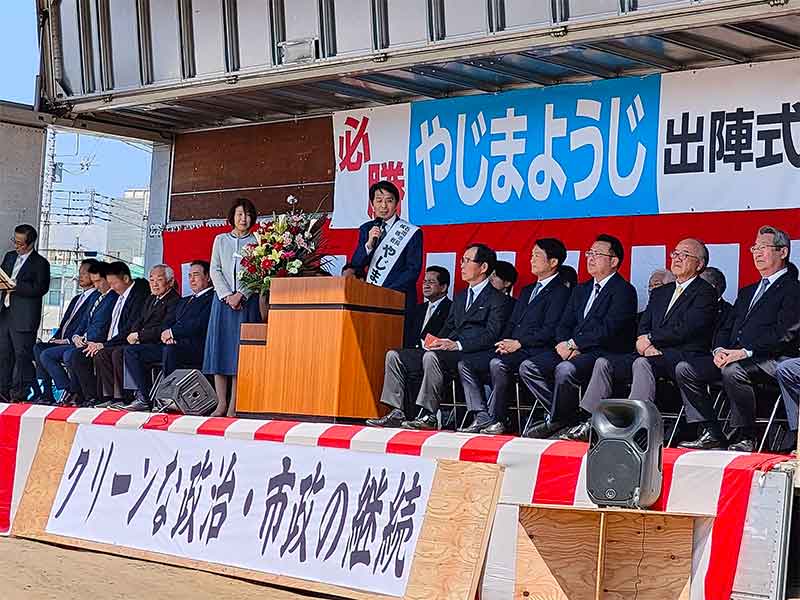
[203,197,260,416]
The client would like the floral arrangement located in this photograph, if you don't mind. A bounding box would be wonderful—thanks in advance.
[239,196,330,294]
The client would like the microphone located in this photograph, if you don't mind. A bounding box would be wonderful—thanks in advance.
[372,217,384,230]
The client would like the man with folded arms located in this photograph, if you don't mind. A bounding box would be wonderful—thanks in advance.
[572,239,717,441]
[675,226,800,451]
[119,260,214,411]
[519,234,637,439]
[458,238,572,434]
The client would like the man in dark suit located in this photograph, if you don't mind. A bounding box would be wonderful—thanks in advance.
[95,264,178,406]
[458,238,572,434]
[32,258,100,404]
[401,244,510,430]
[350,180,423,341]
[40,261,115,405]
[676,226,800,451]
[0,224,51,402]
[68,261,149,406]
[118,260,215,411]
[519,234,638,438]
[366,266,452,427]
[572,239,718,441]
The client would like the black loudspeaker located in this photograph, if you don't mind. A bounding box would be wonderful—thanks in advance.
[586,399,663,508]
[152,369,218,416]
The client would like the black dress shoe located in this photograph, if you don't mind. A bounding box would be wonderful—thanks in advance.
[522,419,565,439]
[459,419,494,434]
[678,429,727,450]
[728,438,755,453]
[480,421,506,435]
[401,413,438,430]
[560,420,591,442]
[366,409,405,428]
[119,399,152,412]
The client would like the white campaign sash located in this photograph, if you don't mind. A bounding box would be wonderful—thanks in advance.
[366,219,419,287]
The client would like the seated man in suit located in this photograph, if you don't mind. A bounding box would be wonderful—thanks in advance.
[366,266,452,427]
[519,234,638,438]
[458,238,572,434]
[401,244,509,431]
[676,226,800,451]
[350,180,423,341]
[68,261,150,406]
[0,224,51,402]
[32,258,100,404]
[39,261,116,405]
[95,264,179,407]
[118,260,215,411]
[572,239,718,441]
[490,260,518,297]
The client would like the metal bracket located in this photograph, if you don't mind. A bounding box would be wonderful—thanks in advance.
[550,26,568,38]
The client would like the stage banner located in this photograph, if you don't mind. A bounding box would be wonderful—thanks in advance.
[329,58,800,228]
[45,424,436,597]
[331,104,411,229]
[657,59,800,213]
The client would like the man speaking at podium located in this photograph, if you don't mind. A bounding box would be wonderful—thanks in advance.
[350,180,423,338]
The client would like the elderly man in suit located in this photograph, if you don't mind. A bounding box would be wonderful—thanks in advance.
[40,261,116,406]
[676,226,800,451]
[350,180,423,343]
[94,264,179,407]
[118,260,215,411]
[520,234,638,438]
[570,239,718,441]
[458,238,572,434]
[401,244,510,431]
[366,266,452,427]
[0,224,51,402]
[32,258,100,404]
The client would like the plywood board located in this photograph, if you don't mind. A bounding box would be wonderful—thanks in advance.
[13,422,502,600]
[601,511,692,600]
[517,506,599,600]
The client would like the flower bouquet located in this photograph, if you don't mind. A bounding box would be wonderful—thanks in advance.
[239,196,330,296]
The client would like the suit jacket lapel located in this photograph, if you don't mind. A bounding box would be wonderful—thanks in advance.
[742,275,784,325]
[661,280,694,324]
[465,285,492,317]
[582,275,614,322]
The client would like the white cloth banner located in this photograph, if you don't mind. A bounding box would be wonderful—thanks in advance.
[46,425,436,597]
[366,219,420,286]
[657,59,800,213]
[331,104,411,229]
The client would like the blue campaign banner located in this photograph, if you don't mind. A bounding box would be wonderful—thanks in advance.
[407,74,662,225]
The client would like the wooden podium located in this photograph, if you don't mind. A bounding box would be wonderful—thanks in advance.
[236,277,406,419]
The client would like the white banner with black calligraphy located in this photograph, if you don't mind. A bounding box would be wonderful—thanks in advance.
[46,425,436,597]
[366,219,420,287]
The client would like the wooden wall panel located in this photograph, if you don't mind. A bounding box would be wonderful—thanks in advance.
[170,118,334,221]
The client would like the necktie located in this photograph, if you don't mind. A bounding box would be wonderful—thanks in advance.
[747,278,770,314]
[583,283,602,317]
[108,296,125,340]
[89,292,104,317]
[59,293,88,337]
[466,287,475,311]
[528,282,542,304]
[665,284,684,314]
[422,301,434,329]
[3,255,25,308]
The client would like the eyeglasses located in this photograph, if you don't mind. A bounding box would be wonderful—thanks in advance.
[9,238,26,247]
[749,244,783,254]
[460,256,481,264]
[584,250,614,259]
[670,250,699,260]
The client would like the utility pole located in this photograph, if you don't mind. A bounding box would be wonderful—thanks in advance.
[40,128,57,250]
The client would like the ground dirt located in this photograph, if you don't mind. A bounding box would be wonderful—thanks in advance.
[0,537,333,599]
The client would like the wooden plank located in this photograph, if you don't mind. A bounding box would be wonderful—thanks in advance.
[595,512,607,600]
[600,512,692,600]
[13,422,502,600]
[521,502,706,519]
[517,506,599,600]
[269,276,406,310]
